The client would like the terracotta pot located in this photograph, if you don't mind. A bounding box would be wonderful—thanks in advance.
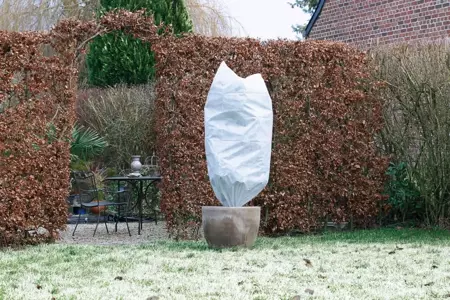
[202,206,260,248]
[90,206,107,215]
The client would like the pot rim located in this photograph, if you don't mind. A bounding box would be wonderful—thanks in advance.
[202,206,260,209]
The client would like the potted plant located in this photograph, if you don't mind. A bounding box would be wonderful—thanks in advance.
[203,62,273,248]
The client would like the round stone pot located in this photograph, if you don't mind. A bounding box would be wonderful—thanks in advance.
[202,206,261,248]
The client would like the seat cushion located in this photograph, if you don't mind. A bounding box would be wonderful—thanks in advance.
[81,201,127,207]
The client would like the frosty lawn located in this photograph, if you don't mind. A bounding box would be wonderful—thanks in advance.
[1,228,450,300]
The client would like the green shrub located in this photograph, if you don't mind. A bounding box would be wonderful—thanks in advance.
[86,0,192,86]
[86,32,155,86]
[383,162,422,224]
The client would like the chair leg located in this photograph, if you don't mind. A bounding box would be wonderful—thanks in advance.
[125,215,131,237]
[93,212,101,237]
[122,192,132,236]
[104,212,109,234]
[114,215,118,233]
[72,208,82,236]
[116,205,121,232]
[120,202,131,237]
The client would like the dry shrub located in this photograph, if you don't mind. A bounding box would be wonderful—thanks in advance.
[372,42,450,226]
[76,84,156,170]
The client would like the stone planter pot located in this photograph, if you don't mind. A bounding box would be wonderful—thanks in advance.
[202,206,261,248]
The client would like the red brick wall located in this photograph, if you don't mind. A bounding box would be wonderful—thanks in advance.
[308,0,450,48]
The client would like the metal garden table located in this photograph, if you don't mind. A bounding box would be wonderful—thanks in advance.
[104,175,161,235]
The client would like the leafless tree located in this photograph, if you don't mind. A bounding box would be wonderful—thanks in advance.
[0,0,244,36]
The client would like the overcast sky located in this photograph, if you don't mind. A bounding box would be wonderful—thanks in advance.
[225,0,311,40]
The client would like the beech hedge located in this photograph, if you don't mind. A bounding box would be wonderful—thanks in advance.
[0,11,388,244]
[152,35,389,238]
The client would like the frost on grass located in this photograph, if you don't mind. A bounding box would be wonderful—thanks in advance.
[0,241,450,299]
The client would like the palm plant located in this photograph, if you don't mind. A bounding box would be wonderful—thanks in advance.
[71,123,108,162]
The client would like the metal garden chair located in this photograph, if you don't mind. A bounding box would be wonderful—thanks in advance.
[71,171,131,237]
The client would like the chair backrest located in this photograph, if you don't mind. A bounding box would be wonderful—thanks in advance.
[70,171,98,203]
[143,153,160,176]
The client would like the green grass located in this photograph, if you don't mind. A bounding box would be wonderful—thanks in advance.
[288,227,450,244]
[1,228,450,300]
[144,228,450,252]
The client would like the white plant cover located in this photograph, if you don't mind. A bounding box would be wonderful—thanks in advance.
[204,61,273,207]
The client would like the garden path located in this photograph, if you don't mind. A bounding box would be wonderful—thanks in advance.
[57,222,170,246]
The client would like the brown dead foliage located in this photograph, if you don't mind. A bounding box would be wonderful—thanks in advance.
[0,10,388,244]
[153,36,389,237]
[0,30,74,245]
[0,10,160,246]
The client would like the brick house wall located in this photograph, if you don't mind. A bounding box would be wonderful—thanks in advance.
[306,0,450,48]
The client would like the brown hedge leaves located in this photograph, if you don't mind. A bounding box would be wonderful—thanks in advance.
[153,36,389,237]
[0,10,162,246]
[0,30,74,245]
[0,10,388,244]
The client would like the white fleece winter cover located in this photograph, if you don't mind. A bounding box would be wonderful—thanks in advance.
[204,61,273,207]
